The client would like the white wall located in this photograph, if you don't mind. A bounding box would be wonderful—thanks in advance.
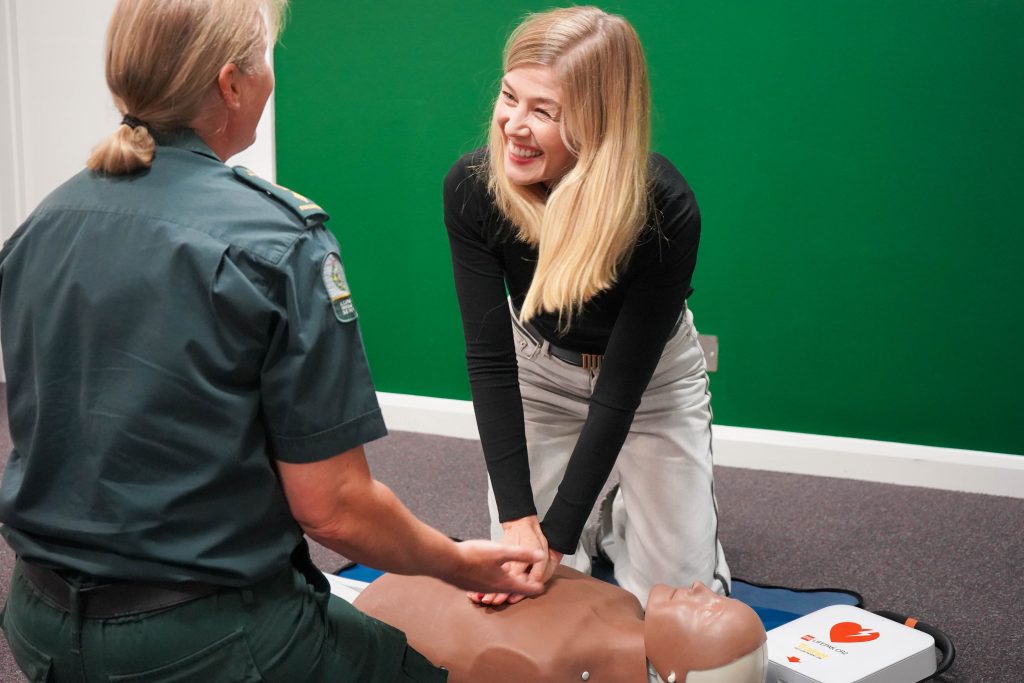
[0,0,277,383]
[378,393,1024,498]
[5,0,119,223]
[0,2,30,254]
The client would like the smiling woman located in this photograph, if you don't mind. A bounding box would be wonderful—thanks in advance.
[443,5,731,613]
[485,7,651,324]
[493,65,574,187]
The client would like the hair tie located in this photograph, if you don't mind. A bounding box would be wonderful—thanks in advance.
[121,114,146,130]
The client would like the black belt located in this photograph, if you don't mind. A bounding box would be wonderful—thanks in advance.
[518,316,602,369]
[516,304,686,371]
[18,560,220,618]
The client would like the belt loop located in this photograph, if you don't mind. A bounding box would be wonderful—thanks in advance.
[509,303,542,360]
[69,585,83,655]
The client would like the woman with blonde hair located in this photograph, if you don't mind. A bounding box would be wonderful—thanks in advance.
[445,6,731,608]
[0,0,544,680]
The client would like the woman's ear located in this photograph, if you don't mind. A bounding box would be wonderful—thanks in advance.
[216,63,243,110]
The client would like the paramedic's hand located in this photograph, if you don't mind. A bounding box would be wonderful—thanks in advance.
[468,515,552,606]
[445,540,546,596]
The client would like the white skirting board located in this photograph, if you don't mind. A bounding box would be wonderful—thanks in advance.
[377,392,1024,500]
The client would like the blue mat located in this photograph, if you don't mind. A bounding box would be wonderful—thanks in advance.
[337,563,387,584]
[729,578,861,630]
[337,560,861,632]
[590,556,861,630]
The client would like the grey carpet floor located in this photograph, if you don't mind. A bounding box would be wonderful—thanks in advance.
[0,394,1021,681]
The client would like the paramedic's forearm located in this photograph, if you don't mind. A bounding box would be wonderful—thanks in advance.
[277,446,544,594]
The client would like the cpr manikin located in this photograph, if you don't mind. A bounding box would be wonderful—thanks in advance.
[354,566,767,683]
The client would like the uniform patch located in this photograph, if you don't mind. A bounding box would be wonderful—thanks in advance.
[322,253,357,322]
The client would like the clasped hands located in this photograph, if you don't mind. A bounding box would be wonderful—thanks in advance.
[467,515,562,606]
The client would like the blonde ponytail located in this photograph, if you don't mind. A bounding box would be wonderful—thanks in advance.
[87,120,156,175]
[486,7,650,328]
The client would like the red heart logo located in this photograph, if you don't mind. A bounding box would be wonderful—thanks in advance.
[830,622,880,643]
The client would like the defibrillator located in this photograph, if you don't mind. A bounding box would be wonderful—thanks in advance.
[766,605,954,683]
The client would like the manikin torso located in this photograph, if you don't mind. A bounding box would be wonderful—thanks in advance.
[356,567,648,683]
[354,566,767,683]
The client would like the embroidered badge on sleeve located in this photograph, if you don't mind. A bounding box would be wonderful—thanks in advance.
[322,253,358,323]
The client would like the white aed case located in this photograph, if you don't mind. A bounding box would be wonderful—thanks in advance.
[766,605,935,683]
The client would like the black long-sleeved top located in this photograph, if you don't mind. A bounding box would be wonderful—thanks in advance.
[443,148,701,554]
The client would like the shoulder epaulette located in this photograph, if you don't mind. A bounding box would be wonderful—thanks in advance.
[233,166,330,226]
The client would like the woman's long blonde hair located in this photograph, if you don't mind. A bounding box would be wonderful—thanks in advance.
[487,6,651,326]
[87,0,288,176]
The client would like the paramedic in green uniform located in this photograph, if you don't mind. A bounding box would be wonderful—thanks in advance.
[0,1,543,681]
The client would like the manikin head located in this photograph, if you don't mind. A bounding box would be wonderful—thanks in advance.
[645,582,768,683]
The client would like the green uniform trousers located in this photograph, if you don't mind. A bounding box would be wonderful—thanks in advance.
[1,562,446,682]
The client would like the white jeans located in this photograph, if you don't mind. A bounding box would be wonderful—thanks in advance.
[487,305,731,606]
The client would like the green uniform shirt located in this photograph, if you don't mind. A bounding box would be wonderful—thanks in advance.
[0,130,386,586]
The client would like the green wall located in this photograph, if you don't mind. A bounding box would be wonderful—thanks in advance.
[275,1,1024,457]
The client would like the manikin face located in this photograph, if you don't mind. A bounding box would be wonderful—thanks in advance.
[644,582,767,682]
[492,64,576,187]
